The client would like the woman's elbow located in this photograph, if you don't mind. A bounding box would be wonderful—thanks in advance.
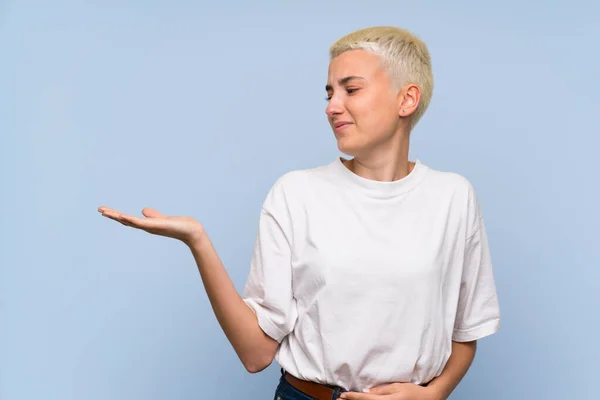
[242,355,275,374]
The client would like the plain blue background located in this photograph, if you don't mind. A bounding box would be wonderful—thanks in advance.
[2,0,599,399]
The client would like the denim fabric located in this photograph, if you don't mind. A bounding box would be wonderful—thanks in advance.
[273,369,347,400]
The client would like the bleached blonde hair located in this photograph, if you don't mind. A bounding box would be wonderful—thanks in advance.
[329,26,434,130]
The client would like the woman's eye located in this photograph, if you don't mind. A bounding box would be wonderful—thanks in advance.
[325,88,359,101]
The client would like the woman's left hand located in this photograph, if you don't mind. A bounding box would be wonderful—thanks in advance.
[338,382,442,400]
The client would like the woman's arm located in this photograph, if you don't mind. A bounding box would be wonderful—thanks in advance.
[340,340,477,400]
[426,340,477,399]
[188,233,280,373]
[98,206,279,373]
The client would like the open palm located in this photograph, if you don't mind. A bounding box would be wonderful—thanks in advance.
[98,206,205,246]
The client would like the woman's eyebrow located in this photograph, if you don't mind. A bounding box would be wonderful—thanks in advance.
[325,76,365,91]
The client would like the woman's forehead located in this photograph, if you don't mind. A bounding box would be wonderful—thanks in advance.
[327,51,386,83]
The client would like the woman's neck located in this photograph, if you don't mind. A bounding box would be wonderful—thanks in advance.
[343,133,413,182]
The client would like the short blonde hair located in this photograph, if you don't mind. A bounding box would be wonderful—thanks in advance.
[329,26,434,130]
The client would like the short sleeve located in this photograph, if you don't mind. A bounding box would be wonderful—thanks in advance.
[452,190,501,342]
[242,187,298,343]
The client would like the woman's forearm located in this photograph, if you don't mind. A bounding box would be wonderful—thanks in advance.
[427,340,477,400]
[188,233,279,373]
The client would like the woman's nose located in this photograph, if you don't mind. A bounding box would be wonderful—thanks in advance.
[326,96,344,117]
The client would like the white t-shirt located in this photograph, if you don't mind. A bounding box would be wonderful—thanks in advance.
[242,157,500,392]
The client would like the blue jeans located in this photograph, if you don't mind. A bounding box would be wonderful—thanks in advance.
[274,369,347,400]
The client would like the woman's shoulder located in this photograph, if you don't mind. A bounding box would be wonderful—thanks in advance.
[261,161,334,210]
[421,163,485,229]
[421,162,477,195]
[269,160,336,191]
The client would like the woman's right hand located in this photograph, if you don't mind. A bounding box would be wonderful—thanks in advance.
[99,205,280,372]
[98,206,206,246]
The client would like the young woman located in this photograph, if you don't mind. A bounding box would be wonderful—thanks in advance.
[99,26,500,400]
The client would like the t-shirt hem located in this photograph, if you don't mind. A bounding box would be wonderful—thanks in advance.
[452,318,500,342]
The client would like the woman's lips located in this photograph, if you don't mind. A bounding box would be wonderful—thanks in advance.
[334,122,352,132]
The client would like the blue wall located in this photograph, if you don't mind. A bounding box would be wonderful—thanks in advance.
[2,1,598,399]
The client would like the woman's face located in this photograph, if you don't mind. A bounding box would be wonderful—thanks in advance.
[325,49,402,156]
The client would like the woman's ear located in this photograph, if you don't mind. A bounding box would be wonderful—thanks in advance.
[398,84,421,118]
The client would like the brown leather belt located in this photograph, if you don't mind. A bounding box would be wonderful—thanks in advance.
[284,372,342,400]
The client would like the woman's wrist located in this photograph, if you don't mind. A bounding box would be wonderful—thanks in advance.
[184,228,209,249]
[425,385,445,400]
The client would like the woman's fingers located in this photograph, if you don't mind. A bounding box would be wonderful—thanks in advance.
[98,206,117,214]
[98,207,122,220]
[99,207,142,226]
[98,206,202,243]
[367,383,403,395]
[99,206,174,235]
[118,213,161,231]
[98,206,165,220]
[99,209,135,227]
[101,209,157,230]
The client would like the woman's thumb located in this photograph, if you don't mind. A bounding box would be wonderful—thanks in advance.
[367,384,398,395]
[141,208,166,218]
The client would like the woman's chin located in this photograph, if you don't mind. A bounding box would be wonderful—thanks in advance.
[336,138,361,157]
